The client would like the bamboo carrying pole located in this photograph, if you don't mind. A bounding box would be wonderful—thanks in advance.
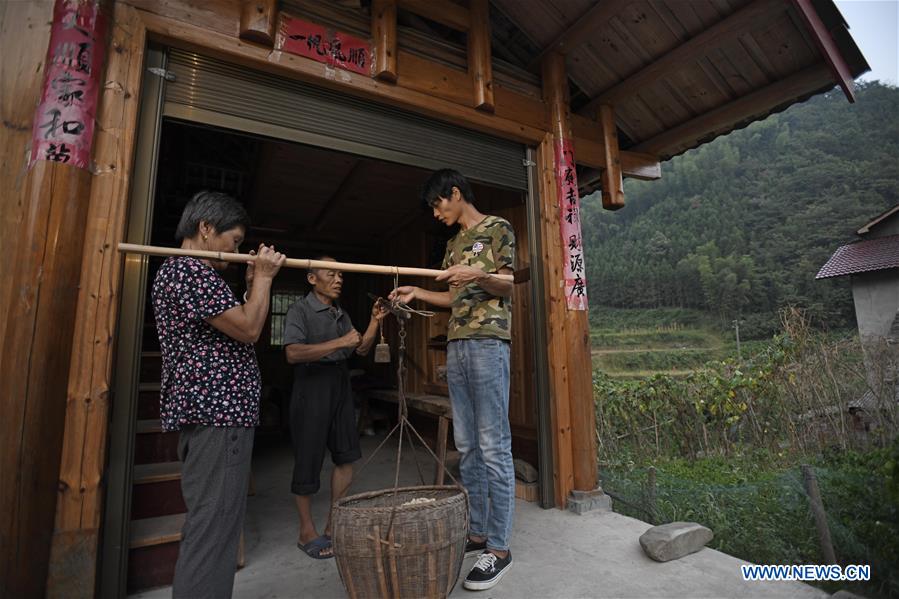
[117,243,516,282]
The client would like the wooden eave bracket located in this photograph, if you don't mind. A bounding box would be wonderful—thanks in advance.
[597,104,624,210]
[372,0,398,82]
[239,0,278,47]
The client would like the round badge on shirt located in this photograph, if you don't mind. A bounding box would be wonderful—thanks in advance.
[472,241,484,255]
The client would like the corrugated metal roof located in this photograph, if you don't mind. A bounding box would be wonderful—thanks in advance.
[816,235,899,279]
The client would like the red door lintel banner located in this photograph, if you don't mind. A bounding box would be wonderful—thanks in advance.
[276,14,371,76]
[554,139,589,311]
[30,0,108,170]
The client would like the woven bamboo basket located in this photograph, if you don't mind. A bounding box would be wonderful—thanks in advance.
[332,485,469,599]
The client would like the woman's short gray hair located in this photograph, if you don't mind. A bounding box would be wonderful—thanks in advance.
[175,190,250,241]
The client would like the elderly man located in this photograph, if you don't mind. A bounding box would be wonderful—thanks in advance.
[283,257,386,559]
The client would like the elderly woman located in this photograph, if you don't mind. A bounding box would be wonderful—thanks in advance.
[151,190,284,599]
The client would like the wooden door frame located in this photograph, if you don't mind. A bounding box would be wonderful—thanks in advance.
[53,3,595,594]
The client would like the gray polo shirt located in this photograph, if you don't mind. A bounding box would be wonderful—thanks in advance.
[283,291,355,362]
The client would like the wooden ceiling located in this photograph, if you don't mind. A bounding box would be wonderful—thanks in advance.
[491,0,869,158]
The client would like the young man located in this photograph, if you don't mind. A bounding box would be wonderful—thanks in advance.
[283,257,386,559]
[390,169,516,591]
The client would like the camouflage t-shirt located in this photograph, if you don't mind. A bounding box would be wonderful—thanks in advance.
[442,215,515,341]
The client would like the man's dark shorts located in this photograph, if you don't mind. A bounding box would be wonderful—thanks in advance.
[289,361,361,495]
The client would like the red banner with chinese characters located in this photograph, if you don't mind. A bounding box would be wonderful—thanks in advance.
[276,14,371,76]
[554,139,588,311]
[29,0,108,170]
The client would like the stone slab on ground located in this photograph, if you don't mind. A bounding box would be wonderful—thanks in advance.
[568,487,613,515]
[640,521,715,562]
[131,438,829,599]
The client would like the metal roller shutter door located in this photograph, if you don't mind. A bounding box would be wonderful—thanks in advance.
[162,48,527,190]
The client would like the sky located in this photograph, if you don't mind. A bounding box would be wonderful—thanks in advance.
[834,0,899,84]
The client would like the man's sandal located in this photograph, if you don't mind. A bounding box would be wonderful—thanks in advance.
[298,535,333,559]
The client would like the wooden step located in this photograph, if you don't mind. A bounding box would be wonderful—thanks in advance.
[140,351,162,382]
[134,420,178,465]
[134,461,181,485]
[130,513,184,549]
[136,419,163,434]
[138,383,161,419]
[131,460,185,519]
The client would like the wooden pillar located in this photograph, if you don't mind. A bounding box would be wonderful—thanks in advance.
[535,134,575,507]
[46,4,146,596]
[468,0,494,112]
[597,104,625,210]
[0,1,111,595]
[540,52,598,501]
[239,0,277,46]
[372,0,398,82]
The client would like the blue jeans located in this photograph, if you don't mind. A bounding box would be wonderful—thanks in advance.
[446,338,514,551]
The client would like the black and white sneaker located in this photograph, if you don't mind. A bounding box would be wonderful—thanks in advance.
[463,551,513,591]
[465,538,487,557]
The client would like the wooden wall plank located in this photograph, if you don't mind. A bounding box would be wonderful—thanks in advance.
[47,5,147,596]
[493,204,536,432]
[1,1,105,595]
[138,10,546,144]
[397,0,470,32]
[0,0,53,349]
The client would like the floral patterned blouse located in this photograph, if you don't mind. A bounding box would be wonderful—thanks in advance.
[151,256,260,432]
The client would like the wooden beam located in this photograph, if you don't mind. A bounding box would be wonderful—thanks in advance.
[581,0,788,115]
[572,137,661,180]
[541,52,598,499]
[371,0,397,82]
[239,0,277,46]
[138,10,546,144]
[598,104,624,210]
[789,0,857,102]
[47,4,146,596]
[468,0,494,112]
[397,0,469,32]
[529,0,630,70]
[572,114,661,179]
[633,62,834,156]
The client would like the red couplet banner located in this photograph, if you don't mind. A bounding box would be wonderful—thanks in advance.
[277,14,371,76]
[554,139,589,311]
[29,0,107,170]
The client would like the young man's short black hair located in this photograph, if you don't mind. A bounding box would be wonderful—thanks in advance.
[420,169,475,209]
[175,190,250,241]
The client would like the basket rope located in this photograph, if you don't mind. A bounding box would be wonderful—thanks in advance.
[347,291,463,540]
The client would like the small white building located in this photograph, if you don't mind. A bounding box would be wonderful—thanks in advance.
[817,205,899,404]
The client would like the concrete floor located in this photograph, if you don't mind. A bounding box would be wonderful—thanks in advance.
[132,435,828,599]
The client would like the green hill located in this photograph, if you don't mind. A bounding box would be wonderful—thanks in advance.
[581,81,899,338]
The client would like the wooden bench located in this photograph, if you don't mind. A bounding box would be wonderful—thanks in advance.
[364,389,453,485]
